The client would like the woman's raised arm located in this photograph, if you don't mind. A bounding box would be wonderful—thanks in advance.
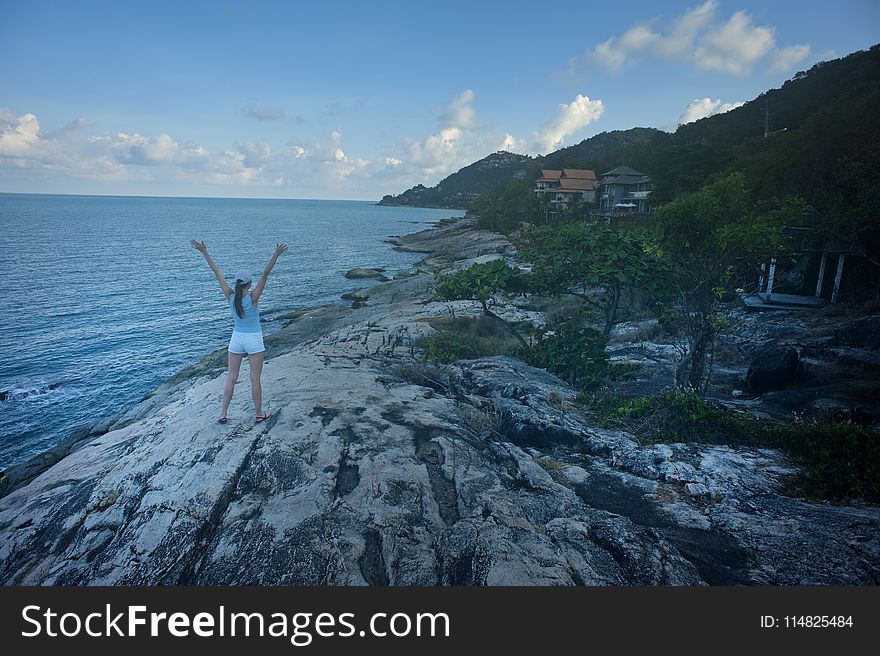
[191,240,232,298]
[251,242,288,305]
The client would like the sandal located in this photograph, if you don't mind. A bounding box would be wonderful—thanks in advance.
[255,413,271,423]
[218,417,228,424]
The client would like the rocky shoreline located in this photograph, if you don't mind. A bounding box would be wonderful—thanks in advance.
[1,216,878,585]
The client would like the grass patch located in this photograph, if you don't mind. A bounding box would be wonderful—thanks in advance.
[456,402,510,438]
[579,388,880,502]
[419,315,528,364]
[536,456,567,473]
[391,362,451,393]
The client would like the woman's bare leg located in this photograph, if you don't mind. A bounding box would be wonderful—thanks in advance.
[221,351,244,420]
[248,351,265,417]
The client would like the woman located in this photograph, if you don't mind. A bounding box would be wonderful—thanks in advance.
[191,240,288,423]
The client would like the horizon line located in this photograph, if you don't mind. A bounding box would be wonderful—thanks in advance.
[0,190,385,203]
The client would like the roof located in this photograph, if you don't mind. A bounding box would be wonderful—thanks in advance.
[558,177,593,191]
[600,174,651,186]
[561,168,596,180]
[600,165,647,178]
[539,169,562,179]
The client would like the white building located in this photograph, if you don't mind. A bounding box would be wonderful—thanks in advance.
[597,165,653,214]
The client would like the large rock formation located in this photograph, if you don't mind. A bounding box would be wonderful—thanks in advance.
[1,218,878,585]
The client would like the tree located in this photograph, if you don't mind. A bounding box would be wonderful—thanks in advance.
[656,172,803,393]
[519,219,663,335]
[469,195,501,232]
[434,259,530,347]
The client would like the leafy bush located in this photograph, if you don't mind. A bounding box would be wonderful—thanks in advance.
[435,259,528,304]
[784,420,880,502]
[582,388,759,443]
[522,321,608,388]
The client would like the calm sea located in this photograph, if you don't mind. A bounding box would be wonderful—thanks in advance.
[0,193,463,469]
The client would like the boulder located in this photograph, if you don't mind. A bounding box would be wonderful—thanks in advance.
[746,346,799,395]
[825,347,880,374]
[832,316,880,350]
[345,267,389,281]
[341,288,370,301]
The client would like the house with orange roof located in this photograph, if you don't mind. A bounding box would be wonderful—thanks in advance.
[534,168,597,211]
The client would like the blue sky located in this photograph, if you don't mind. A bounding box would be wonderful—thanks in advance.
[1,0,877,199]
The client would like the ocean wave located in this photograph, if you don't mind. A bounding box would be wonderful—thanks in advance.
[0,381,64,402]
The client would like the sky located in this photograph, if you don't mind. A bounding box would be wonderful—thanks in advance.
[1,0,877,200]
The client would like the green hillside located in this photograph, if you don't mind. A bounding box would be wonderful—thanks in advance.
[378,151,533,208]
[379,44,880,211]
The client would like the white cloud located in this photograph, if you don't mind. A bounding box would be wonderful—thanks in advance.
[591,38,630,73]
[203,149,261,184]
[531,95,604,153]
[438,89,476,130]
[45,117,90,140]
[578,1,809,77]
[407,126,465,177]
[178,144,213,169]
[379,90,603,187]
[396,90,482,178]
[0,110,43,159]
[695,10,775,75]
[656,0,717,60]
[770,44,811,72]
[1,90,598,198]
[238,141,271,168]
[333,157,370,180]
[588,0,718,72]
[678,97,746,125]
[0,107,276,187]
[90,131,180,165]
[288,145,309,159]
[310,130,350,163]
[498,133,521,152]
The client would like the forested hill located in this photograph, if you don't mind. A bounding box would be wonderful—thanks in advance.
[378,44,880,209]
[378,151,533,209]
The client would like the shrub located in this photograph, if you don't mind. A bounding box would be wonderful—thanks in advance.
[783,420,880,502]
[521,321,608,388]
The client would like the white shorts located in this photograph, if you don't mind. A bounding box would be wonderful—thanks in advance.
[228,330,265,355]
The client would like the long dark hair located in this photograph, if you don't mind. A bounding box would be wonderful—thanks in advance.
[234,280,249,319]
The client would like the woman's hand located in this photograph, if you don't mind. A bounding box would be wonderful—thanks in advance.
[274,243,289,257]
[191,240,208,254]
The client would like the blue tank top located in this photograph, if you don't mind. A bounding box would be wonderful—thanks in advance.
[229,292,262,333]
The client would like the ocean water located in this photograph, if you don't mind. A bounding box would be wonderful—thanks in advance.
[0,193,463,469]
